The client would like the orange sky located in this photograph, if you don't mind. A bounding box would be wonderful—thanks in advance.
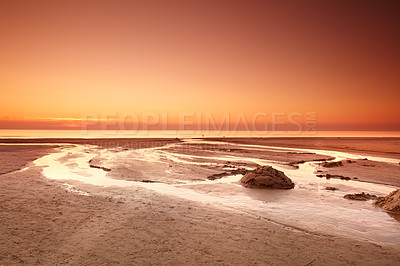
[1,0,399,130]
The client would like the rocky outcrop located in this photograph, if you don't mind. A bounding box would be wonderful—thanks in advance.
[240,166,294,189]
[321,161,343,167]
[344,192,377,201]
[375,190,400,213]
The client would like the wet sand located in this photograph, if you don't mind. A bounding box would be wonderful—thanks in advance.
[318,159,400,187]
[0,144,59,175]
[208,137,400,158]
[209,137,400,187]
[1,138,400,264]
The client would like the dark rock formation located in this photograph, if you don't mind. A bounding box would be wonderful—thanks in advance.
[344,192,377,201]
[89,164,111,172]
[325,174,351,180]
[321,161,343,167]
[325,187,338,191]
[375,190,400,213]
[240,166,294,189]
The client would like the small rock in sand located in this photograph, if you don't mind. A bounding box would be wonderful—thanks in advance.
[325,174,351,180]
[89,164,111,172]
[141,180,157,183]
[240,166,294,189]
[325,187,338,191]
[344,192,377,201]
[321,161,343,167]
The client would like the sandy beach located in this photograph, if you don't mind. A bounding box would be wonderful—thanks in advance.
[1,138,400,265]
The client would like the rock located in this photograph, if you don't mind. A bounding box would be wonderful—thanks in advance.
[89,164,111,172]
[321,161,343,167]
[344,192,377,201]
[240,166,294,189]
[325,174,351,180]
[207,172,229,180]
[141,180,157,183]
[375,190,400,213]
[325,187,338,191]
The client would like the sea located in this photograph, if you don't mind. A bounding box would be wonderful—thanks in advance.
[0,129,399,138]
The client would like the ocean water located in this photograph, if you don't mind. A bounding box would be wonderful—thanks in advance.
[0,129,400,138]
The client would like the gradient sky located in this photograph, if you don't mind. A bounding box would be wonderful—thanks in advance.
[1,0,399,130]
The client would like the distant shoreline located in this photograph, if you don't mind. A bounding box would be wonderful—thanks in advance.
[1,136,399,156]
[1,129,400,139]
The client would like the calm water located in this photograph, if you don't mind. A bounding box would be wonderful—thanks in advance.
[1,129,400,138]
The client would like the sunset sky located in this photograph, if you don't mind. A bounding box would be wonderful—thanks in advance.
[1,0,399,131]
